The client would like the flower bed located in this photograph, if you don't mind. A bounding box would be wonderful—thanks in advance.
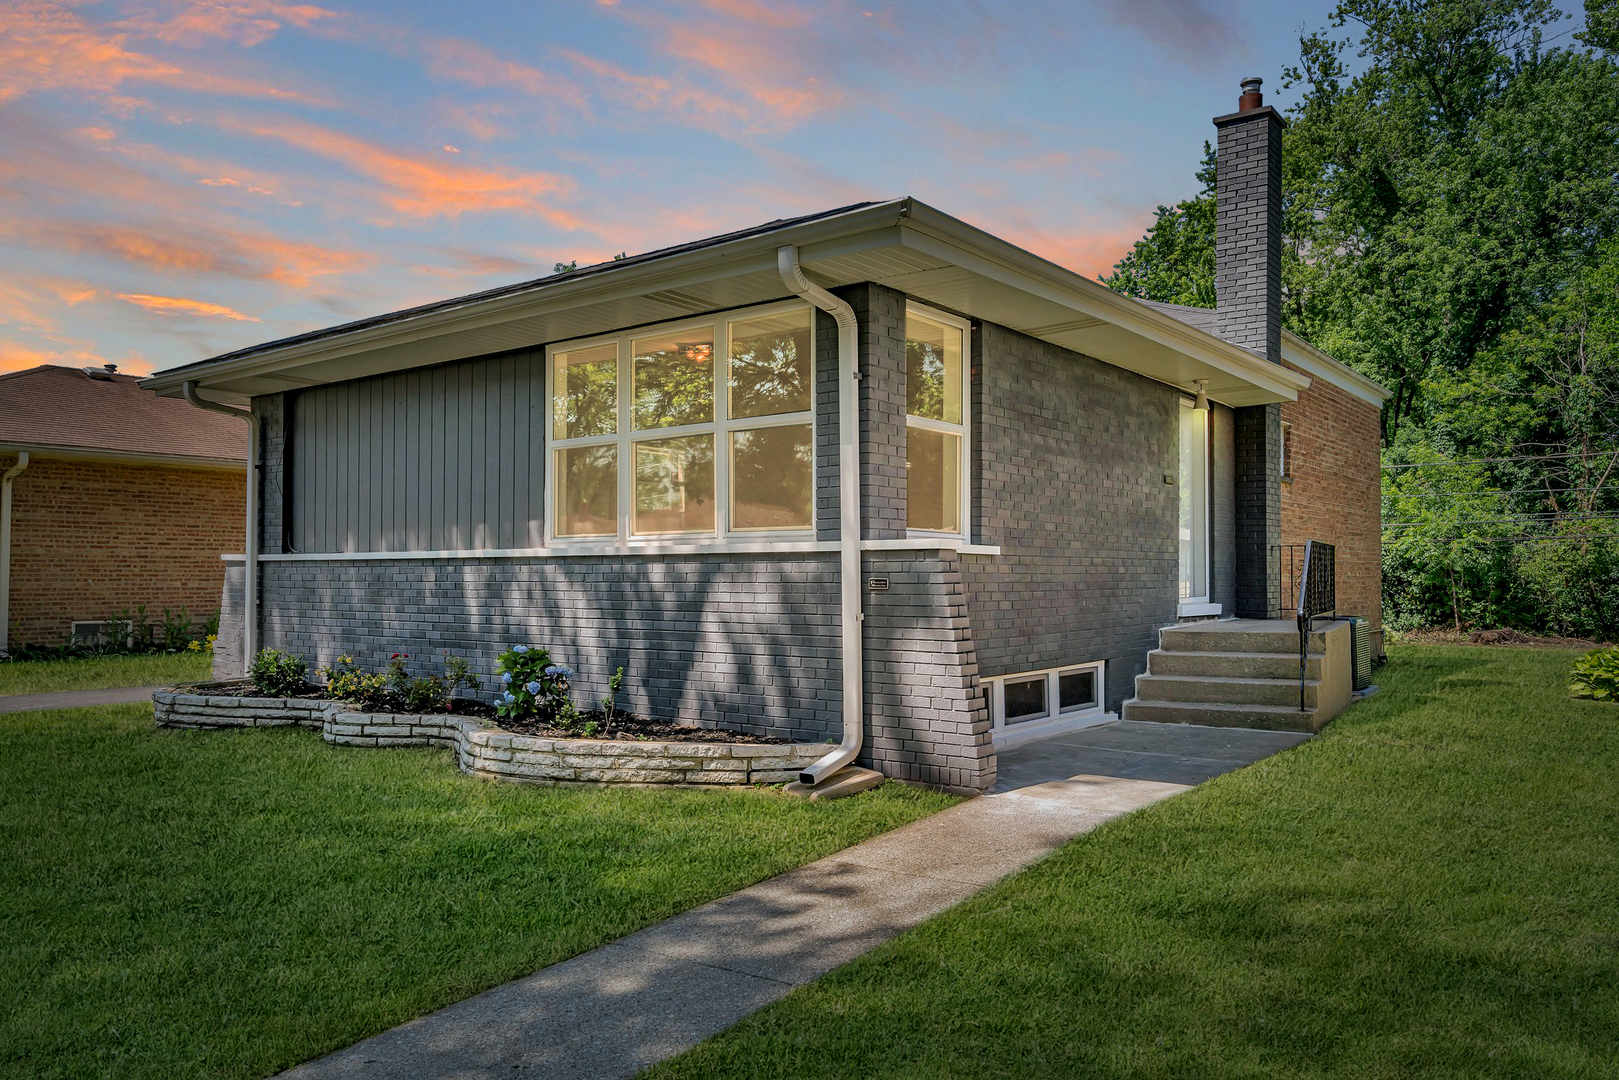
[152,685,828,787]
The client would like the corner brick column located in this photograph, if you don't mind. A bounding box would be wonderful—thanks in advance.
[1234,403,1281,618]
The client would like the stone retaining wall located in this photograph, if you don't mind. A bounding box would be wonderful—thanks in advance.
[152,688,828,787]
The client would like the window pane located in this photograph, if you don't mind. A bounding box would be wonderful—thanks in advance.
[907,426,960,533]
[1059,669,1097,712]
[552,343,617,440]
[906,311,963,424]
[633,330,713,430]
[554,445,617,537]
[730,309,811,419]
[731,425,813,531]
[1003,676,1048,723]
[633,434,715,535]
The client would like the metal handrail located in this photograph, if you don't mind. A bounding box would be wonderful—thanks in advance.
[1295,540,1337,711]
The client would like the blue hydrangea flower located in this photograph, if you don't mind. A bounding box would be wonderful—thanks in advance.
[503,691,515,703]
[525,680,541,694]
[513,645,529,654]
[501,672,512,685]
[545,665,574,679]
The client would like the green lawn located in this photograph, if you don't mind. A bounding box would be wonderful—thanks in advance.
[651,645,1619,1080]
[0,705,957,1080]
[0,651,213,696]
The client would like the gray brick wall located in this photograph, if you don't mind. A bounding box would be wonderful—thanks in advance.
[215,561,244,679]
[257,554,843,741]
[1215,105,1284,364]
[861,550,994,793]
[845,283,908,540]
[960,320,1179,713]
[1211,402,1237,613]
[255,394,286,555]
[1234,403,1281,617]
[814,307,841,541]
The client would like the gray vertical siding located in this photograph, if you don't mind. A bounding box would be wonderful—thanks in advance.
[286,351,544,552]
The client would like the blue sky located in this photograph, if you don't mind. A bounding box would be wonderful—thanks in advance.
[0,0,1356,375]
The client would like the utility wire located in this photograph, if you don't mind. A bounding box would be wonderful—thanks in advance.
[1384,485,1610,499]
[1385,533,1619,543]
[1382,450,1618,471]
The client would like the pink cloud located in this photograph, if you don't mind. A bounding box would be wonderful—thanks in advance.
[116,292,261,320]
[228,116,580,223]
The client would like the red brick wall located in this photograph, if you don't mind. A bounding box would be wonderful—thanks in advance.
[1278,368,1383,630]
[2,454,245,646]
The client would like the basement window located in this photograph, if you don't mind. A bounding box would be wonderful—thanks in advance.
[986,661,1106,736]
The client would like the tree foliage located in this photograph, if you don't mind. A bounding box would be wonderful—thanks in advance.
[1103,0,1619,633]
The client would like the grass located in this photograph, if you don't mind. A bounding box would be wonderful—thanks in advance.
[650,645,1619,1080]
[0,651,213,696]
[0,705,958,1080]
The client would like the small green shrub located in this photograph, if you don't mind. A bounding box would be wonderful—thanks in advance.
[322,653,481,713]
[160,608,191,650]
[250,648,308,697]
[321,655,390,708]
[1569,647,1619,702]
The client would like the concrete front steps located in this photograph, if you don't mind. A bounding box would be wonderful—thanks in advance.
[1122,619,1352,734]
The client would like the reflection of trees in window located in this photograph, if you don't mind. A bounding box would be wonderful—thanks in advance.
[634,339,713,430]
[731,425,813,529]
[907,340,948,422]
[730,329,810,418]
[554,355,617,438]
[634,435,714,533]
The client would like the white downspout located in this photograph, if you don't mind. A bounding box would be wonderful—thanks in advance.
[0,451,31,656]
[183,382,260,675]
[778,246,867,786]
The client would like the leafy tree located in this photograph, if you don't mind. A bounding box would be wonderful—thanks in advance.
[1099,144,1217,307]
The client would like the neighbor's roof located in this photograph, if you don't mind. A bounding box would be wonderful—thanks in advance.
[0,365,247,465]
[145,197,1313,409]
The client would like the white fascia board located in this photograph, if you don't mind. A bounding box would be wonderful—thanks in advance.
[141,203,913,400]
[0,443,246,471]
[895,205,1310,403]
[1281,332,1392,405]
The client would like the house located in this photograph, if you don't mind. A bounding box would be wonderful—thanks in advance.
[0,364,247,653]
[143,78,1387,794]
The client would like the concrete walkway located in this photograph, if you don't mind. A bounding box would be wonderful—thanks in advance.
[0,684,165,714]
[280,720,1310,1080]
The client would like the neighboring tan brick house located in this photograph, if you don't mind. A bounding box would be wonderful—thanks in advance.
[144,78,1385,794]
[0,365,246,652]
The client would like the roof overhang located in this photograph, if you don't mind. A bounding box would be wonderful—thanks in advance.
[143,198,1309,408]
[1281,331,1392,406]
[0,442,246,471]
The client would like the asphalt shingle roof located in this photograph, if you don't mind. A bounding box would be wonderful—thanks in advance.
[0,365,247,462]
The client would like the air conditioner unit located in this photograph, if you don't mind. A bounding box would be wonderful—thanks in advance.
[1346,617,1373,692]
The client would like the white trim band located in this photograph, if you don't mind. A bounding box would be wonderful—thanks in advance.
[222,538,1004,562]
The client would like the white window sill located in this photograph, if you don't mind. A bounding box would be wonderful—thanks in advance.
[991,710,1117,751]
[1178,601,1223,618]
[223,537,1004,562]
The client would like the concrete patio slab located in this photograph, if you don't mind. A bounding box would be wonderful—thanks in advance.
[277,720,1309,1080]
[0,685,165,714]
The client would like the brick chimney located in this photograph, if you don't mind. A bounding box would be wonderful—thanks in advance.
[1214,76,1285,364]
[1215,76,1287,617]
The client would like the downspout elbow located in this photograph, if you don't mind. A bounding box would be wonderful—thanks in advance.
[777,246,868,787]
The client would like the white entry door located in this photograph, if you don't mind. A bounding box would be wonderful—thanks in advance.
[1178,400,1209,605]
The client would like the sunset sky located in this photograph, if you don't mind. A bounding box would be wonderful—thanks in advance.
[0,0,1358,377]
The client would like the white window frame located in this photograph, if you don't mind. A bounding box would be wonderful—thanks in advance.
[1178,397,1212,611]
[1279,420,1292,481]
[984,660,1108,747]
[903,300,972,542]
[544,300,817,546]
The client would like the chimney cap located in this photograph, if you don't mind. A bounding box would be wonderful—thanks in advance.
[1239,76,1264,110]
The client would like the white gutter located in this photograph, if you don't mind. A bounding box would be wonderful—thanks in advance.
[0,451,30,656]
[182,382,260,674]
[778,245,867,787]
